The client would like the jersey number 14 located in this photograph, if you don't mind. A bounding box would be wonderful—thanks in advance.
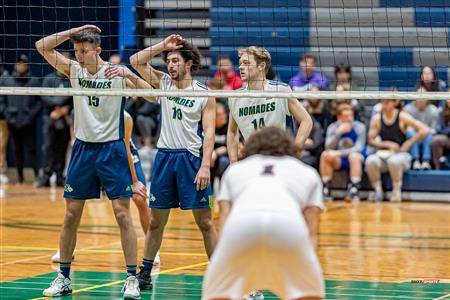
[251,117,265,130]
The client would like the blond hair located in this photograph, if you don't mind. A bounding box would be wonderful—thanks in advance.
[238,46,271,75]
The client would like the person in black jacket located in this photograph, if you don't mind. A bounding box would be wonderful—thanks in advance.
[2,55,41,183]
[36,52,72,187]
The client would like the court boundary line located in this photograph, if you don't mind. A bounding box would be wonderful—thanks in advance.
[28,261,209,300]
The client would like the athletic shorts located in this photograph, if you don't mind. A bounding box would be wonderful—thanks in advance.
[149,149,213,210]
[64,139,133,200]
[202,211,325,300]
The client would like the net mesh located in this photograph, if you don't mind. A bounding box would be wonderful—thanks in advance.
[1,1,449,95]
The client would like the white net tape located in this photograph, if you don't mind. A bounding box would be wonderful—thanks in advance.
[0,87,449,101]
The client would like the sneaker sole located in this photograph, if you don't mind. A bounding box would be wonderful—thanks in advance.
[43,290,72,297]
[123,294,141,300]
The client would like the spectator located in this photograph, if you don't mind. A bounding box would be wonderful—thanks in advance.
[365,98,428,202]
[331,84,361,121]
[37,52,72,187]
[299,117,324,168]
[289,53,328,91]
[109,53,123,65]
[329,63,359,91]
[416,66,446,92]
[320,104,366,202]
[1,55,41,183]
[211,102,229,180]
[303,86,333,132]
[404,89,439,170]
[0,57,9,183]
[213,55,243,90]
[431,99,450,169]
[135,98,160,150]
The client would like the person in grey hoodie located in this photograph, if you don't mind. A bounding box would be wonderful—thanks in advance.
[1,55,41,183]
[36,52,72,187]
[320,103,366,202]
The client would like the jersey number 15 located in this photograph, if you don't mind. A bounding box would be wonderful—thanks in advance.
[88,96,100,107]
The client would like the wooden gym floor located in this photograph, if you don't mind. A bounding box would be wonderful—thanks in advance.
[0,183,449,299]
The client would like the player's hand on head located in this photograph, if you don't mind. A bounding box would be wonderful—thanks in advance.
[194,165,210,191]
[132,181,148,199]
[70,24,101,35]
[163,34,185,51]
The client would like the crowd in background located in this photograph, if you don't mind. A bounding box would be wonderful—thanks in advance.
[0,53,449,202]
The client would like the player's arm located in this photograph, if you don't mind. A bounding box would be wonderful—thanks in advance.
[124,115,147,199]
[194,97,216,191]
[35,25,99,77]
[226,113,240,163]
[104,65,158,102]
[130,34,184,88]
[303,206,321,251]
[399,112,429,152]
[288,97,313,150]
[218,201,232,234]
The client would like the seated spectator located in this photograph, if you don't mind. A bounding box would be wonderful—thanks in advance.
[211,102,229,180]
[37,52,72,187]
[365,99,428,202]
[331,84,361,121]
[329,63,359,91]
[416,66,446,92]
[431,98,450,169]
[109,53,123,65]
[1,55,41,184]
[303,86,333,132]
[404,89,439,170]
[289,53,328,91]
[299,117,324,168]
[320,104,366,202]
[213,55,243,90]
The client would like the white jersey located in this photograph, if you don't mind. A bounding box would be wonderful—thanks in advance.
[70,62,126,143]
[157,74,209,157]
[228,80,291,140]
[218,155,324,217]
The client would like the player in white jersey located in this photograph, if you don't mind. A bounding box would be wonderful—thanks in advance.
[36,25,150,299]
[130,34,218,290]
[203,127,325,300]
[227,46,313,163]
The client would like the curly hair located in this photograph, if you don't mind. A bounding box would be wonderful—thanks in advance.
[162,41,202,72]
[242,127,300,158]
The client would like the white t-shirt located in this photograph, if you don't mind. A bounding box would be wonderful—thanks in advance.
[217,155,324,217]
[70,62,126,143]
[228,80,291,140]
[157,74,209,157]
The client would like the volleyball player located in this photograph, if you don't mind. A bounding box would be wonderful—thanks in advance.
[130,34,218,290]
[36,25,150,299]
[202,127,325,300]
[227,46,313,163]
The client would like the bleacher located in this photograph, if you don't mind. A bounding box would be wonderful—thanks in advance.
[143,0,450,201]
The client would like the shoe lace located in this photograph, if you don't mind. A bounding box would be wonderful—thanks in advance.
[122,277,137,292]
[51,276,65,288]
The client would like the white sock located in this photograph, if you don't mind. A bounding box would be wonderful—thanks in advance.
[393,181,402,192]
[322,176,331,183]
[373,181,382,193]
[351,176,361,184]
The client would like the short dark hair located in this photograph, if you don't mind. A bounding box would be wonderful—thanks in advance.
[243,127,300,158]
[334,63,351,76]
[70,30,101,46]
[162,41,201,72]
[301,53,316,63]
[216,55,231,63]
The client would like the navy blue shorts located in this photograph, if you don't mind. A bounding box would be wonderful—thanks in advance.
[340,157,350,171]
[64,139,133,200]
[149,149,213,210]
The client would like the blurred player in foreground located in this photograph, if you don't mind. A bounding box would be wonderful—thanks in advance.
[203,126,325,300]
